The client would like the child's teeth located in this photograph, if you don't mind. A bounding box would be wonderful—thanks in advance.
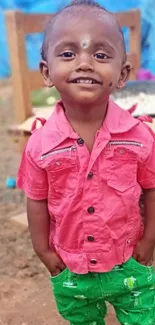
[78,79,93,84]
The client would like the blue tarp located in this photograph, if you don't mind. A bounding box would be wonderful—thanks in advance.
[0,0,155,78]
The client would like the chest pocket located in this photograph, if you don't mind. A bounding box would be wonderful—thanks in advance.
[41,147,79,199]
[107,147,137,192]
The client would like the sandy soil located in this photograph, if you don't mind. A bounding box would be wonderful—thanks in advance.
[0,81,120,325]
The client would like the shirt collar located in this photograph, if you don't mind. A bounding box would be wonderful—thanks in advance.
[41,99,139,155]
[41,101,77,154]
[104,99,139,134]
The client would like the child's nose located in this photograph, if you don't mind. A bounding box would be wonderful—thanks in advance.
[76,53,94,72]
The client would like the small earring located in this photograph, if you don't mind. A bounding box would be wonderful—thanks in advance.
[47,80,53,88]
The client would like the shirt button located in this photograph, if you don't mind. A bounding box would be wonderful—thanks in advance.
[77,138,84,146]
[87,235,95,242]
[90,259,97,265]
[88,172,94,179]
[87,206,95,214]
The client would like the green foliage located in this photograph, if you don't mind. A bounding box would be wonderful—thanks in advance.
[31,87,60,107]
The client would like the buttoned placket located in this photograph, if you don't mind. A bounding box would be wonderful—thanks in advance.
[75,129,111,267]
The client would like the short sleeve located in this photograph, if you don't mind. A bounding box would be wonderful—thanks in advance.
[138,140,155,189]
[17,146,48,200]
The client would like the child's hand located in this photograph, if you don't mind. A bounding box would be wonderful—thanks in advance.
[132,238,154,266]
[39,250,66,276]
[48,252,66,277]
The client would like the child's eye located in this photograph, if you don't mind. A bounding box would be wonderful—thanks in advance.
[59,51,75,58]
[94,53,109,60]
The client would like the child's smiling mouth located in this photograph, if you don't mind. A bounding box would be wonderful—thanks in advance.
[69,77,103,85]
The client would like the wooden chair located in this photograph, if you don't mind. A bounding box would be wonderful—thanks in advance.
[5,9,141,150]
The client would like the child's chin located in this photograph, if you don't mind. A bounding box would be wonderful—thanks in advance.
[73,93,100,105]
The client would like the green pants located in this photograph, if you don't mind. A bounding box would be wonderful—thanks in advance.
[50,258,155,325]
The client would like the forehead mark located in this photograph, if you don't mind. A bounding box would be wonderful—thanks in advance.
[81,36,91,49]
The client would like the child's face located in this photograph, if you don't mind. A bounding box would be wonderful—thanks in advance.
[41,8,130,106]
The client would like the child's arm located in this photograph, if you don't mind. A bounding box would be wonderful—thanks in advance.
[143,189,155,243]
[17,135,66,277]
[134,135,155,266]
[27,198,66,276]
[133,189,155,266]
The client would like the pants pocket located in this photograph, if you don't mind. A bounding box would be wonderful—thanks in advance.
[50,269,80,320]
[50,268,68,283]
[130,257,154,270]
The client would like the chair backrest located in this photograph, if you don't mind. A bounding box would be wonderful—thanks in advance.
[5,9,141,124]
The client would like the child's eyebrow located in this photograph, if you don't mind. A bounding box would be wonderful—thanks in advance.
[54,41,79,52]
[53,40,116,55]
[93,41,115,53]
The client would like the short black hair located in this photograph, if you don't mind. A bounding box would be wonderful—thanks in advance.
[41,0,126,62]
[67,0,104,9]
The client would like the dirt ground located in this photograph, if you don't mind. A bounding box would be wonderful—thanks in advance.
[0,81,118,325]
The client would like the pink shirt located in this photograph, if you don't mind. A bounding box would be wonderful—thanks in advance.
[17,100,155,274]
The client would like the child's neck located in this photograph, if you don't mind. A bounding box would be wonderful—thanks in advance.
[63,99,108,152]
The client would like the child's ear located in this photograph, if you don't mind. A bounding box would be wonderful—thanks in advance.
[116,61,132,89]
[40,60,54,88]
